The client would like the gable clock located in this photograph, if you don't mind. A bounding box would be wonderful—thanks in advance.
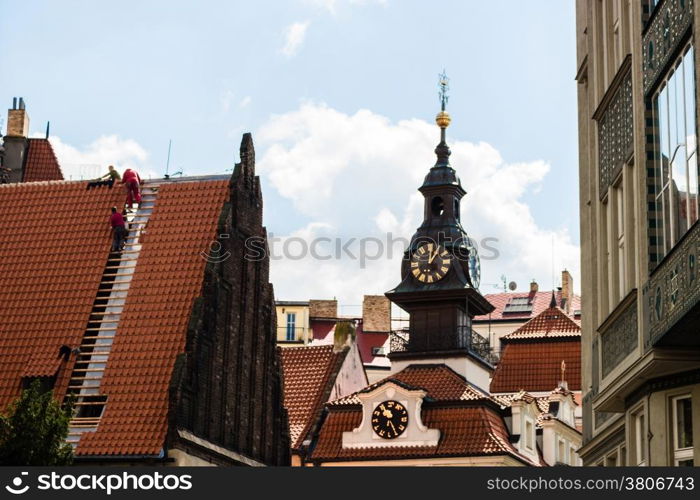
[386,72,494,359]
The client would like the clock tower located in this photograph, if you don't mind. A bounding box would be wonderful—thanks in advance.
[386,74,495,379]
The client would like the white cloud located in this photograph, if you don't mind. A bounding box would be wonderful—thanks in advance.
[33,133,158,181]
[281,21,310,57]
[239,96,252,108]
[256,103,580,306]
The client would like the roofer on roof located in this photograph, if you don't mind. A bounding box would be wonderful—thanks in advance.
[110,206,126,253]
[87,165,122,190]
[122,168,142,208]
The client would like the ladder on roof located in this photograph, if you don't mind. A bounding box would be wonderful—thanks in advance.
[65,185,159,447]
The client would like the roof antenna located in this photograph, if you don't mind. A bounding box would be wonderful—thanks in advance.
[164,139,172,179]
[45,121,50,139]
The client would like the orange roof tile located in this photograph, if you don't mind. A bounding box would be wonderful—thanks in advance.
[329,364,493,406]
[504,306,581,340]
[490,341,581,393]
[0,178,230,457]
[0,181,122,407]
[78,180,229,456]
[474,291,581,322]
[309,405,530,463]
[279,345,349,450]
[23,139,64,182]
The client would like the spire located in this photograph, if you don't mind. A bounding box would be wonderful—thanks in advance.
[434,70,452,167]
[549,291,557,308]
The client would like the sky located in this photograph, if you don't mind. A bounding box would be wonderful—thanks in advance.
[0,0,580,311]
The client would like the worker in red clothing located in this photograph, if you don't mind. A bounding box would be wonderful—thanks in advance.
[122,168,143,208]
[110,206,126,252]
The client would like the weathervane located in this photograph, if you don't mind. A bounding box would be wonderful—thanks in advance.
[438,70,450,112]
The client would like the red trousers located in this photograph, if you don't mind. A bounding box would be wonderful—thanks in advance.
[125,179,141,205]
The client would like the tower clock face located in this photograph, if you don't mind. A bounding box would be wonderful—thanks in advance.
[371,400,408,439]
[466,239,481,289]
[410,243,451,283]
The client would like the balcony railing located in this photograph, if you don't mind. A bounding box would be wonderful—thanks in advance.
[389,327,496,365]
[277,326,308,343]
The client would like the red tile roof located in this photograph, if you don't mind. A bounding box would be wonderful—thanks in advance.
[329,364,493,406]
[279,345,349,450]
[310,364,541,464]
[78,180,229,456]
[310,405,525,463]
[490,341,581,393]
[23,139,64,182]
[474,291,580,322]
[0,181,123,408]
[0,178,230,457]
[504,306,581,339]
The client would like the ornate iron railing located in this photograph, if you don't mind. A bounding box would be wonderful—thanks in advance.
[389,327,496,364]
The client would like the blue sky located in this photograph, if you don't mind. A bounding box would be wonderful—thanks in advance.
[1,0,580,306]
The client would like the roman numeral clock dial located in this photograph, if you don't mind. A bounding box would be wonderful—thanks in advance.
[410,243,451,283]
[371,400,409,439]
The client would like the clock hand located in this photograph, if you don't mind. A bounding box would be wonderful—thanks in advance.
[388,421,398,433]
[428,248,438,264]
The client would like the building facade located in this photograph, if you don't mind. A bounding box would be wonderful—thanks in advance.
[576,0,700,465]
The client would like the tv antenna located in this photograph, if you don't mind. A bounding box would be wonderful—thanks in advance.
[165,139,172,178]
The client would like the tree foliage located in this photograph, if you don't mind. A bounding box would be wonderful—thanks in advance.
[0,380,74,465]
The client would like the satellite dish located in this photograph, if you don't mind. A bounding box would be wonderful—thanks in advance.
[508,281,517,291]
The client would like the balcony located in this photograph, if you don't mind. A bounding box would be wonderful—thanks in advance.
[389,327,497,365]
[642,221,700,349]
[277,326,309,344]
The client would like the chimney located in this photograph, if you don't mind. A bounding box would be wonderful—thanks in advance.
[561,270,573,314]
[529,280,539,293]
[333,320,355,352]
[362,295,391,333]
[3,97,31,183]
[309,299,338,319]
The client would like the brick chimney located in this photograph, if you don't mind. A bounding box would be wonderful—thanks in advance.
[561,269,573,314]
[3,97,30,183]
[309,299,338,319]
[362,295,391,333]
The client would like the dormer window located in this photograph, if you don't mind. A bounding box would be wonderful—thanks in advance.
[504,296,533,314]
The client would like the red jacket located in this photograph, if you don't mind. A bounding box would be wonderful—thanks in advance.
[122,169,142,184]
[110,212,125,228]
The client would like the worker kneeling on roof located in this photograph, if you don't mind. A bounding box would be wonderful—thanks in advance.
[110,206,126,253]
[122,168,143,208]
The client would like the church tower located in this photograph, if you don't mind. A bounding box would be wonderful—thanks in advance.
[386,74,495,387]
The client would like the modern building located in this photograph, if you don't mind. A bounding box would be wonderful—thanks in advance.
[472,271,581,358]
[306,85,578,467]
[0,111,290,466]
[576,0,699,465]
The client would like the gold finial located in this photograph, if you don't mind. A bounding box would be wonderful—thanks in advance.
[436,110,451,129]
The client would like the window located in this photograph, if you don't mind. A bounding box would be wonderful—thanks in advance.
[614,180,626,300]
[652,43,699,263]
[524,418,534,451]
[431,196,445,217]
[286,312,296,341]
[672,395,694,466]
[570,446,578,466]
[558,439,567,464]
[633,409,647,466]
